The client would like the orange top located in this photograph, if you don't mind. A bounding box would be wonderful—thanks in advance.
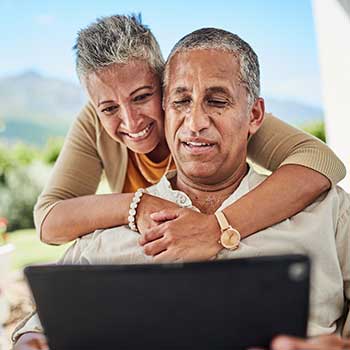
[123,150,176,192]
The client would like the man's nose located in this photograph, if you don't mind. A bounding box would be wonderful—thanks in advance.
[185,101,210,133]
[119,105,139,131]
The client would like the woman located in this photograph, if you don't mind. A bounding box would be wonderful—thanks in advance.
[36,14,344,252]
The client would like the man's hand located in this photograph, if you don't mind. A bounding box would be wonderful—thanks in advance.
[270,334,350,350]
[136,194,180,234]
[139,208,222,262]
[13,332,49,350]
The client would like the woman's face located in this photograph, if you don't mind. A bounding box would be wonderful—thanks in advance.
[84,60,165,155]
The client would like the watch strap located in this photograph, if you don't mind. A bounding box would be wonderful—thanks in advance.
[214,211,230,231]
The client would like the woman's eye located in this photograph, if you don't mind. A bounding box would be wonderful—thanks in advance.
[134,93,153,102]
[101,106,118,114]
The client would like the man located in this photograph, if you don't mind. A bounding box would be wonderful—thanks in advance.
[13,28,350,350]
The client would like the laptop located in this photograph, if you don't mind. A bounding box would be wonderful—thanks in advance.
[24,255,310,350]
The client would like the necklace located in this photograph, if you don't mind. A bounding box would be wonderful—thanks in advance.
[134,153,173,184]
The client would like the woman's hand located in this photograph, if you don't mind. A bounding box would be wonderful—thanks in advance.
[138,208,222,262]
[14,332,49,350]
[135,194,180,233]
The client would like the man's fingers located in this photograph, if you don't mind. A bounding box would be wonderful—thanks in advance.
[37,334,49,350]
[150,209,179,222]
[271,335,349,350]
[143,237,168,256]
[15,332,50,350]
[152,250,175,263]
[139,227,164,245]
[271,335,320,350]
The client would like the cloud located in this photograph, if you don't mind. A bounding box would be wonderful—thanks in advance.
[35,14,55,26]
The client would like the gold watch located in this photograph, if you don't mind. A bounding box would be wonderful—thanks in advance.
[214,211,241,250]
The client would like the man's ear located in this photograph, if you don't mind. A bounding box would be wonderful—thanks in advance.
[248,97,265,136]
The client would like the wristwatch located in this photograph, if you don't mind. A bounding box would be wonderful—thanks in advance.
[214,211,241,250]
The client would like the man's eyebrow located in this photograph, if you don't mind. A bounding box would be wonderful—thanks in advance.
[170,86,190,95]
[206,86,231,95]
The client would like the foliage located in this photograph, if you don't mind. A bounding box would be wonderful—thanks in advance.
[0,162,51,231]
[0,139,61,231]
[12,142,40,165]
[0,142,39,185]
[41,137,64,164]
[0,143,14,185]
[301,120,326,143]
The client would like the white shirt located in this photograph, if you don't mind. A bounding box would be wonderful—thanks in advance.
[12,167,350,341]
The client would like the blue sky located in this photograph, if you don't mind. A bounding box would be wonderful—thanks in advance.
[0,0,323,107]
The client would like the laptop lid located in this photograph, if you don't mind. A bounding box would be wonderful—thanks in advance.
[24,255,310,350]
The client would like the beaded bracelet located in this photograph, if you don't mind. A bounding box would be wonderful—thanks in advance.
[128,188,145,232]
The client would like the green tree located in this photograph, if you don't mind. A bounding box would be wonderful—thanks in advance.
[301,121,326,143]
[42,137,64,164]
[12,142,39,165]
[0,143,15,185]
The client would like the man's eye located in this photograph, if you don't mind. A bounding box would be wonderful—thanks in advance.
[207,99,227,107]
[101,106,118,114]
[134,93,153,102]
[173,99,191,106]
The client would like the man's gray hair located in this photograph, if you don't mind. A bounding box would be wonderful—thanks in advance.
[74,14,164,80]
[164,28,260,105]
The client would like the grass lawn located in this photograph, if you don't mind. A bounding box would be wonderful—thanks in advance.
[7,229,70,271]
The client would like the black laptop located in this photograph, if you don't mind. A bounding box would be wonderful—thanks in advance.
[24,255,310,350]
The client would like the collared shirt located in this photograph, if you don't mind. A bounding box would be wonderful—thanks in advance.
[12,167,350,342]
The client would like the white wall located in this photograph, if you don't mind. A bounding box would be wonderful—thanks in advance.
[312,0,350,190]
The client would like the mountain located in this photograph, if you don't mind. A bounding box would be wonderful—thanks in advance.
[264,98,323,126]
[0,71,86,145]
[0,71,324,146]
[0,70,86,125]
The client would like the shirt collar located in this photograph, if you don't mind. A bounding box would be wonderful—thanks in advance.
[153,165,254,212]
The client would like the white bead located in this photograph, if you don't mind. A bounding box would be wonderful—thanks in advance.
[127,188,145,233]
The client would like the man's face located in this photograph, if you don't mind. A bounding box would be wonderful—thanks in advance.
[164,49,263,185]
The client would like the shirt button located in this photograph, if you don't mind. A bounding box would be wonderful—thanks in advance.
[176,195,188,206]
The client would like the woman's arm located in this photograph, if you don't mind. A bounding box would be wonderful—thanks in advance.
[222,113,346,237]
[37,103,130,245]
[221,164,330,237]
[38,103,179,245]
[247,113,345,185]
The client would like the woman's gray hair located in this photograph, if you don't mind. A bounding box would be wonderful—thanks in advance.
[74,14,164,80]
[164,28,260,106]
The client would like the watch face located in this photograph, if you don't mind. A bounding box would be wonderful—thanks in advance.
[221,228,240,250]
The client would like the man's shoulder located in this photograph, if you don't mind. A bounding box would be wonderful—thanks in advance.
[246,166,268,190]
[334,186,350,220]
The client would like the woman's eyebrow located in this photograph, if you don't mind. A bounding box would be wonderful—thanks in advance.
[98,100,115,107]
[130,85,154,95]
